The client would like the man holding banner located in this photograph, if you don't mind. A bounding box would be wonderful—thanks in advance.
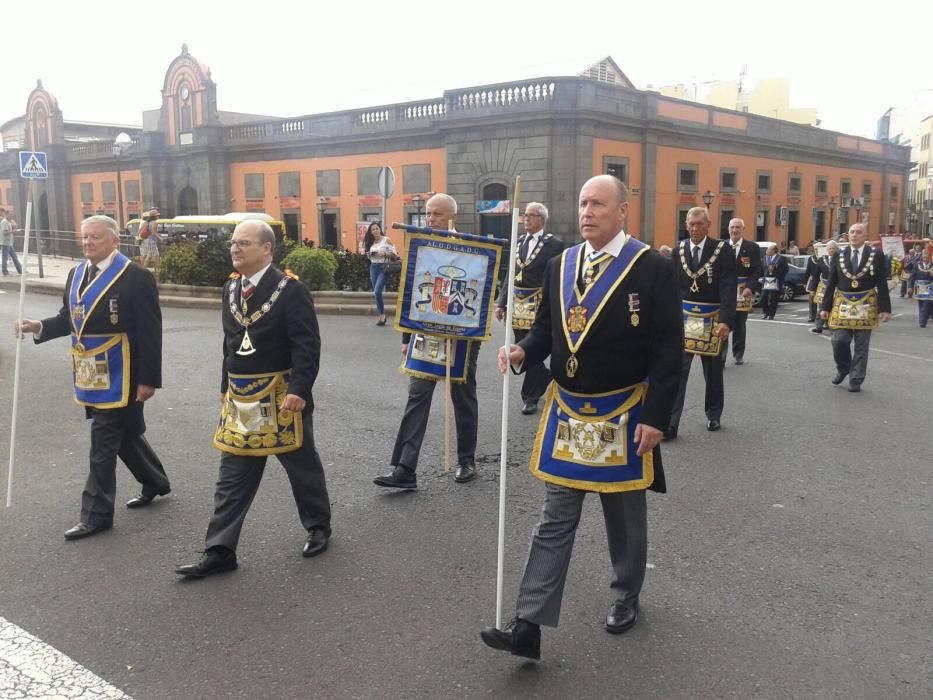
[494,202,564,415]
[374,193,491,488]
[13,216,170,539]
[482,175,682,659]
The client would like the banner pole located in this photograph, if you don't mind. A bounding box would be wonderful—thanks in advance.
[495,176,521,627]
[7,179,34,507]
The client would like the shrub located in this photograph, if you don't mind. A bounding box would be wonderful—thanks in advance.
[197,235,234,287]
[282,247,338,291]
[333,249,372,291]
[159,243,203,285]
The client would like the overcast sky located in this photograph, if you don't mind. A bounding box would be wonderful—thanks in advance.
[2,0,929,140]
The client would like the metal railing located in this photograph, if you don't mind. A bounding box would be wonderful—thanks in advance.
[10,229,140,260]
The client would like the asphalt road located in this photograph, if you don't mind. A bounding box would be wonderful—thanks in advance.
[0,290,930,699]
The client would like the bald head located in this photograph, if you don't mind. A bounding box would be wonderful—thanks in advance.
[230,219,275,276]
[425,193,458,230]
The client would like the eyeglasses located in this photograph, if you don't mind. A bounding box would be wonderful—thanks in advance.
[525,213,543,219]
[225,239,261,249]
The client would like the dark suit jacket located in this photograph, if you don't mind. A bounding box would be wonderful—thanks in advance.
[38,259,162,431]
[495,233,565,307]
[820,247,892,314]
[730,239,763,293]
[519,246,683,493]
[221,266,321,410]
[804,254,821,291]
[674,237,737,330]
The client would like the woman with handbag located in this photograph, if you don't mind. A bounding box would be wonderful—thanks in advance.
[363,222,399,326]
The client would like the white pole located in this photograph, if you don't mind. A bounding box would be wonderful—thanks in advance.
[444,338,451,474]
[496,176,521,628]
[7,189,34,508]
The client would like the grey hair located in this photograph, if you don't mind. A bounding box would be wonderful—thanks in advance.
[686,206,710,224]
[729,217,745,229]
[526,201,549,222]
[81,215,120,238]
[428,193,458,216]
[234,219,276,249]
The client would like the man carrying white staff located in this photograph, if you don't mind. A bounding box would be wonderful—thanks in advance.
[481,175,682,660]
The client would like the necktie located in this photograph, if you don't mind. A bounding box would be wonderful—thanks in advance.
[81,264,98,293]
[241,278,254,301]
[692,244,702,271]
[851,249,859,273]
[519,234,531,262]
[582,251,610,288]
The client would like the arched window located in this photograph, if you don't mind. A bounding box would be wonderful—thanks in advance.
[482,183,508,201]
[177,82,193,133]
[34,105,48,149]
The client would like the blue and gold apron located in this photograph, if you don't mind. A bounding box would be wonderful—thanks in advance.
[682,301,722,356]
[214,370,304,455]
[511,286,541,330]
[529,382,654,493]
[400,333,472,383]
[68,254,132,409]
[828,289,879,330]
[735,276,752,313]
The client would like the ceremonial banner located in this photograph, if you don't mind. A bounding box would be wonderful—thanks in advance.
[395,230,504,340]
[529,382,653,493]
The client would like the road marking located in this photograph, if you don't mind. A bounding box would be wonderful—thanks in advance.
[870,347,933,363]
[0,616,132,699]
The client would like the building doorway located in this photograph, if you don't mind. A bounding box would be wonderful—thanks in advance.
[755,210,769,241]
[480,182,510,239]
[178,186,198,215]
[787,209,800,245]
[814,210,826,240]
[677,207,692,241]
[718,209,734,239]
[322,212,339,248]
[282,210,300,243]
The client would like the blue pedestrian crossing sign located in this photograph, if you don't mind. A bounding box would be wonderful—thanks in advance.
[19,151,48,179]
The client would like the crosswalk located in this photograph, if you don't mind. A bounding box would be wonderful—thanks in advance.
[0,616,131,699]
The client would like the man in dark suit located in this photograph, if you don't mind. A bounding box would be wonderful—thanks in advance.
[480,175,682,660]
[667,206,736,436]
[809,240,838,334]
[494,201,564,415]
[14,215,170,540]
[760,244,789,320]
[723,217,761,365]
[374,193,482,489]
[176,220,331,578]
[819,223,892,392]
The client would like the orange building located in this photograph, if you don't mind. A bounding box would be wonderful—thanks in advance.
[0,50,910,251]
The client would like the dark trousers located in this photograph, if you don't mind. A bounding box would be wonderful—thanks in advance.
[808,299,818,322]
[918,301,931,327]
[514,328,550,402]
[723,311,749,361]
[204,411,331,551]
[82,406,170,527]
[515,483,647,627]
[831,329,872,384]
[900,279,909,297]
[762,290,779,318]
[391,342,480,471]
[669,350,724,429]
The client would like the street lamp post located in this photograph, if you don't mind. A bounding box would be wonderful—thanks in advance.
[317,197,328,247]
[702,190,715,209]
[112,132,132,231]
[828,196,837,240]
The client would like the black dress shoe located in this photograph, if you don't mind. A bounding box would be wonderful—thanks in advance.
[706,419,721,432]
[831,371,848,385]
[734,355,744,365]
[521,400,538,415]
[374,466,417,489]
[126,487,171,509]
[175,547,238,578]
[662,426,677,441]
[454,462,476,483]
[848,382,861,393]
[810,327,823,334]
[480,617,541,660]
[302,528,330,558]
[63,522,111,540]
[605,600,638,634]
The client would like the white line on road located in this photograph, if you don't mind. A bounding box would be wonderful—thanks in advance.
[0,616,132,699]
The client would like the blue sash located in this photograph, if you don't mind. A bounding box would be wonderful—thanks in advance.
[559,237,649,358]
[400,333,471,383]
[529,382,653,493]
[67,253,133,408]
[215,370,304,455]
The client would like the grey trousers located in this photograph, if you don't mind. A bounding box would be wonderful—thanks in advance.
[204,411,331,552]
[515,483,647,628]
[390,342,480,471]
[831,329,872,384]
